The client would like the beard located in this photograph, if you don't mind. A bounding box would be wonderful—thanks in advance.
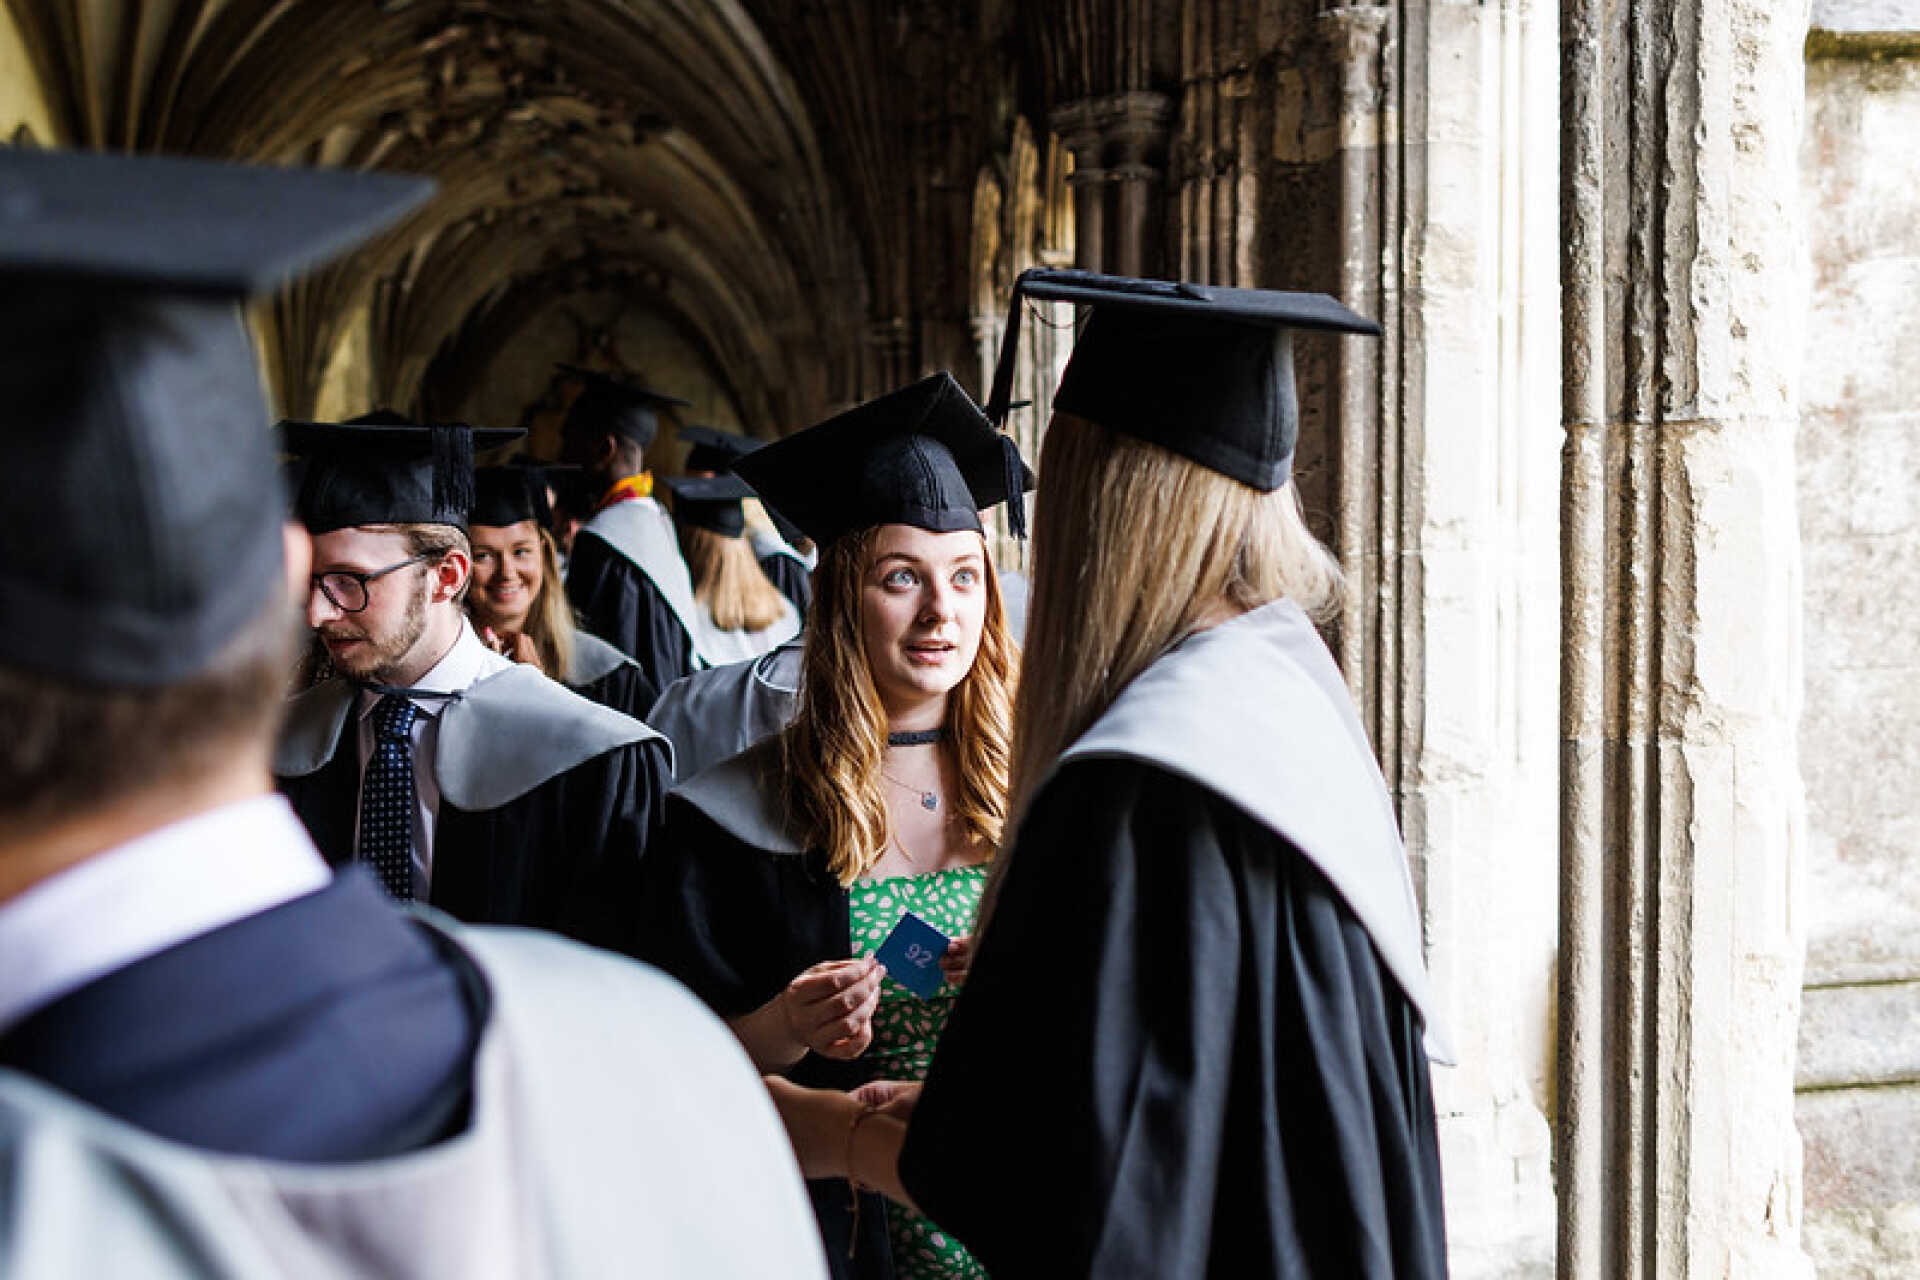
[316,582,430,684]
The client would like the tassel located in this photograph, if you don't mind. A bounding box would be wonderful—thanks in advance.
[432,424,475,519]
[984,268,1040,426]
[999,433,1028,540]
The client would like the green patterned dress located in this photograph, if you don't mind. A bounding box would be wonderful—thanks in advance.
[849,865,991,1280]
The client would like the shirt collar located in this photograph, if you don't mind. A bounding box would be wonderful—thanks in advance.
[355,619,511,721]
[0,794,333,1035]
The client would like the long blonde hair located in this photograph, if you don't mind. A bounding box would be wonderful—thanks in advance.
[678,524,791,632]
[779,526,1018,886]
[470,523,576,679]
[983,412,1344,923]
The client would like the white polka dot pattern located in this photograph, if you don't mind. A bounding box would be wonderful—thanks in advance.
[358,694,419,902]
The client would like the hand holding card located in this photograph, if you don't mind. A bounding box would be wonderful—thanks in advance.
[874,911,951,1000]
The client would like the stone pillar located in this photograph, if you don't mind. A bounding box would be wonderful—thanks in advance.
[1049,92,1172,276]
[1558,0,1813,1271]
[1050,102,1108,272]
[1103,91,1174,277]
[864,317,913,399]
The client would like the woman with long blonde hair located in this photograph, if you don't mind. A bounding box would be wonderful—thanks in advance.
[466,466,657,718]
[664,472,802,665]
[642,374,1025,1279]
[766,273,1449,1279]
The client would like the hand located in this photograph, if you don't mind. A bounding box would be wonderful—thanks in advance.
[939,934,974,987]
[508,630,541,669]
[763,1078,914,1205]
[851,1080,923,1120]
[481,626,542,670]
[782,957,882,1060]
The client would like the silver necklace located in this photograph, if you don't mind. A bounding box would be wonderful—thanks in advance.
[879,767,940,812]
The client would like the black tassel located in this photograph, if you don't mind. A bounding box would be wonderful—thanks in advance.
[432,424,475,519]
[984,268,1040,426]
[999,432,1028,540]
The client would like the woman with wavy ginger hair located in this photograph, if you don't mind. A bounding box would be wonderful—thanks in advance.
[765,273,1450,1280]
[642,372,1026,1280]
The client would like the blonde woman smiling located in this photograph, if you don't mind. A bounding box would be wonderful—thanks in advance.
[467,466,657,720]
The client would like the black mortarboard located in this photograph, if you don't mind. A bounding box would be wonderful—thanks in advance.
[557,365,689,450]
[679,424,761,473]
[282,412,524,534]
[471,465,558,529]
[733,372,1032,548]
[986,268,1381,491]
[665,473,754,538]
[0,147,432,687]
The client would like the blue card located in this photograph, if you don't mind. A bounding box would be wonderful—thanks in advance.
[874,911,951,1000]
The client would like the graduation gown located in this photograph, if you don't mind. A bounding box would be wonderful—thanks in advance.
[648,639,802,781]
[897,599,1449,1279]
[0,891,829,1279]
[0,870,475,1164]
[640,738,896,1278]
[567,495,707,690]
[275,665,670,956]
[565,629,660,721]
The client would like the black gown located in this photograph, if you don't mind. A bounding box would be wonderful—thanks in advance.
[897,757,1448,1279]
[567,528,698,691]
[758,550,812,619]
[278,694,668,959]
[564,630,660,722]
[641,786,897,1278]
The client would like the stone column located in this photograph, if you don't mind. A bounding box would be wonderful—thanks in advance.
[1050,92,1171,276]
[1102,91,1173,277]
[1558,0,1813,1272]
[1050,102,1108,272]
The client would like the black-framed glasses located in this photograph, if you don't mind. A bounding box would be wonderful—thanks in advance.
[311,552,433,613]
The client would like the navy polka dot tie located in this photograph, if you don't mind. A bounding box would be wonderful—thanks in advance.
[359,694,419,902]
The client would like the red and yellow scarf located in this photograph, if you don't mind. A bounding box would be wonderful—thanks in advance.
[596,471,654,512]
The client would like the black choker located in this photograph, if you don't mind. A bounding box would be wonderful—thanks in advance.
[887,729,946,747]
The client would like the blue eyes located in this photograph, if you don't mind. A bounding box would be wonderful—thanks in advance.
[881,566,981,590]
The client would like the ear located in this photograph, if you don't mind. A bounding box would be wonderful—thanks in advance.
[430,546,471,604]
[594,433,620,472]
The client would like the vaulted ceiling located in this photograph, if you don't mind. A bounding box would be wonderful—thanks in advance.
[1,0,980,433]
[3,1,1182,440]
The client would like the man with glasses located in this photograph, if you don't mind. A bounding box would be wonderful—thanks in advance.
[0,148,824,1278]
[276,414,671,954]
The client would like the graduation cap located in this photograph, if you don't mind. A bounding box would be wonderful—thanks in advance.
[557,364,689,450]
[664,473,755,538]
[281,412,524,534]
[0,147,432,688]
[471,464,561,529]
[677,423,763,474]
[985,268,1381,492]
[732,372,1032,548]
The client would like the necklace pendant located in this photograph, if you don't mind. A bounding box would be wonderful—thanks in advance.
[921,792,939,811]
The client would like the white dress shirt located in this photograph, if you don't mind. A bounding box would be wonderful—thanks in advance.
[0,794,332,1036]
[352,619,512,896]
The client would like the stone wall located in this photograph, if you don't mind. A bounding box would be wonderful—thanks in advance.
[1797,17,1920,1275]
